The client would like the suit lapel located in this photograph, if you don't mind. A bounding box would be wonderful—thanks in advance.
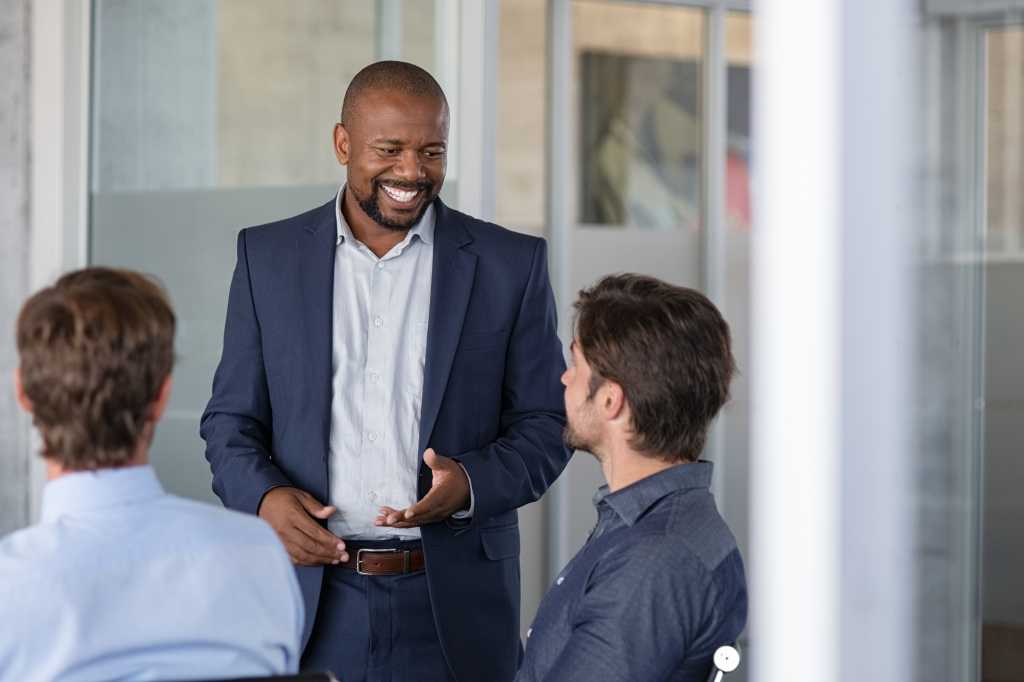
[419,201,476,456]
[299,199,338,452]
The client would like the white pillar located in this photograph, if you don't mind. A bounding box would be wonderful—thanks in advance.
[752,0,913,680]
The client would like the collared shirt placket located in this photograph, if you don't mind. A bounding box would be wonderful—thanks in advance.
[363,251,393,510]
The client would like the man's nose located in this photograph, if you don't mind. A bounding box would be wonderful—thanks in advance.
[393,150,424,181]
[560,368,570,387]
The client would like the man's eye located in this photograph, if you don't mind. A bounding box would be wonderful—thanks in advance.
[378,147,399,155]
[423,149,446,159]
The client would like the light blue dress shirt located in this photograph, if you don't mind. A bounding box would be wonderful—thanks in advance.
[0,465,304,682]
[328,188,472,540]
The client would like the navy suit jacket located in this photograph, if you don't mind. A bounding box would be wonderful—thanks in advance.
[200,197,571,682]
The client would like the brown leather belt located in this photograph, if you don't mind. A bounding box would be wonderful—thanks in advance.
[339,547,425,576]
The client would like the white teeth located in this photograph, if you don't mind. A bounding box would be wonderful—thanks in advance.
[382,185,418,203]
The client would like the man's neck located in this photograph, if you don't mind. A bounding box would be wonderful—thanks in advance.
[341,188,410,258]
[598,440,681,492]
[46,449,149,481]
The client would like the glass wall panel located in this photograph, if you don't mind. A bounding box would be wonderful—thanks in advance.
[720,11,753,641]
[917,7,1024,682]
[89,0,440,502]
[917,15,985,681]
[574,1,704,231]
[496,0,546,237]
[556,0,708,567]
[982,23,1024,682]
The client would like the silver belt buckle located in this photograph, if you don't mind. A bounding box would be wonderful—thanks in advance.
[355,547,396,576]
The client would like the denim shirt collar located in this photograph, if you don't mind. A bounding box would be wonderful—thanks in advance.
[593,460,714,526]
[41,465,165,524]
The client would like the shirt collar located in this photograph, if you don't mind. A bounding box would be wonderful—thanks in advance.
[334,185,436,250]
[593,460,714,526]
[41,465,165,524]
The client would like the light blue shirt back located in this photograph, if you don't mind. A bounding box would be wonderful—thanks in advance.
[0,465,304,682]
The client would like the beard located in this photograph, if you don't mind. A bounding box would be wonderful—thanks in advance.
[354,178,436,231]
[563,423,594,453]
[563,412,600,455]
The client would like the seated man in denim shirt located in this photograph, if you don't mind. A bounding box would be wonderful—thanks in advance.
[518,274,747,682]
[0,268,304,682]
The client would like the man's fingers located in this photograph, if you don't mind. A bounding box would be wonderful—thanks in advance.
[287,545,347,567]
[296,491,335,519]
[290,529,345,563]
[293,516,346,554]
[309,504,337,520]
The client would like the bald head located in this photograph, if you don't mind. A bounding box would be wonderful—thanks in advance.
[341,61,448,126]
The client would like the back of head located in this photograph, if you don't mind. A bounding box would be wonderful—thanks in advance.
[574,273,736,462]
[341,59,448,124]
[16,267,176,471]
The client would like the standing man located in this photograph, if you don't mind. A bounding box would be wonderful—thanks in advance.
[1,268,304,682]
[201,61,570,682]
[517,274,748,682]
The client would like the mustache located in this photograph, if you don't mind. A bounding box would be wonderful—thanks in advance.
[375,179,434,193]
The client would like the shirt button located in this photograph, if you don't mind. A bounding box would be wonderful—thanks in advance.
[367,490,378,502]
[373,316,384,327]
[556,576,564,585]
[368,432,378,442]
[369,371,380,383]
[377,262,384,270]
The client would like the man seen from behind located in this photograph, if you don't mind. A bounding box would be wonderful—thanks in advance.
[0,268,304,682]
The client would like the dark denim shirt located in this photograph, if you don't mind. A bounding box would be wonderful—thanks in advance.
[516,462,747,682]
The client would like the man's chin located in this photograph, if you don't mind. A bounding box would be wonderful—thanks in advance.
[563,430,594,455]
[358,196,430,231]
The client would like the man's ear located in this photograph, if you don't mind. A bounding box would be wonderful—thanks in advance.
[13,367,32,415]
[601,381,626,422]
[333,123,350,166]
[150,375,173,423]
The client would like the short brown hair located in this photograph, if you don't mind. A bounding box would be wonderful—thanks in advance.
[16,267,176,470]
[574,274,736,463]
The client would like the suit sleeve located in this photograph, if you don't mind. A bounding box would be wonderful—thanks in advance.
[453,239,572,520]
[200,229,293,515]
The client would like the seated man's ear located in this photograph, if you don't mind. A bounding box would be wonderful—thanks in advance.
[150,375,173,423]
[601,381,627,422]
[13,367,32,415]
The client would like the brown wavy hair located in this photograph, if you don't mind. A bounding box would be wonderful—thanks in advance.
[574,274,736,463]
[16,267,175,470]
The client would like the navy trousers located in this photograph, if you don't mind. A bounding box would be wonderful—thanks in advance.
[301,540,455,682]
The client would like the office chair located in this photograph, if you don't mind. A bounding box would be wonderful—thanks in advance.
[706,644,741,682]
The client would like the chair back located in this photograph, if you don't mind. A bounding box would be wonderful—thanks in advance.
[706,644,741,682]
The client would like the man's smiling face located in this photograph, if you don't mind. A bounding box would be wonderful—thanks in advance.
[334,88,448,231]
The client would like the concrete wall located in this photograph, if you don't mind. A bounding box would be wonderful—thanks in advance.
[0,0,31,534]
